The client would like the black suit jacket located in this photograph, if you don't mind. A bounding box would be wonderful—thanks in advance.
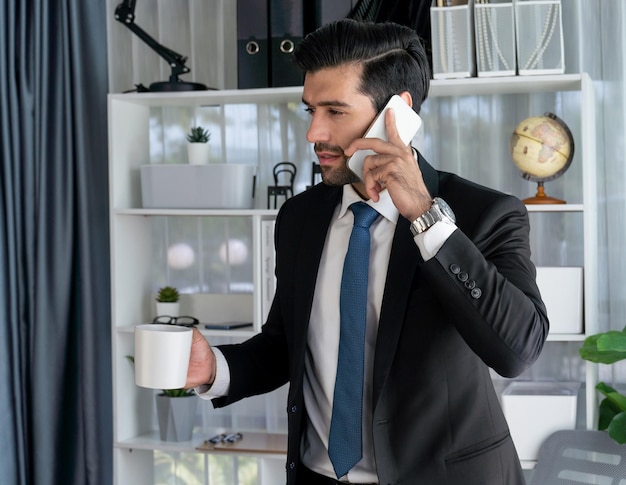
[215,156,549,484]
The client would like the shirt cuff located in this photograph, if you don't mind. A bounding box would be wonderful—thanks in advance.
[414,221,457,261]
[194,347,231,400]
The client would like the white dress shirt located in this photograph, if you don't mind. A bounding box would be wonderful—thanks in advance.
[301,185,397,482]
[197,184,457,482]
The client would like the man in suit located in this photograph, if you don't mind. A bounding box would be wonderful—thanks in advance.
[186,19,549,485]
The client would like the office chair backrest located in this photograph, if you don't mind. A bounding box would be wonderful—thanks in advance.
[530,429,626,484]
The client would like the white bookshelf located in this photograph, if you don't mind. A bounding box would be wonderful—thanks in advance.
[109,73,597,481]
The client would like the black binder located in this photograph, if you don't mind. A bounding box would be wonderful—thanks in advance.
[311,0,355,28]
[237,0,270,89]
[269,0,304,87]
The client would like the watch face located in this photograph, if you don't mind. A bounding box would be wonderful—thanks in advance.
[434,197,456,223]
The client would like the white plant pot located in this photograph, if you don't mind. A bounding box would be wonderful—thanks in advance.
[187,143,211,165]
[156,302,180,318]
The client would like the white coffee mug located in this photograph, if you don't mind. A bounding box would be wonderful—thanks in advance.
[134,324,193,389]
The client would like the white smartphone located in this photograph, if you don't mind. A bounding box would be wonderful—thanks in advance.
[347,94,423,181]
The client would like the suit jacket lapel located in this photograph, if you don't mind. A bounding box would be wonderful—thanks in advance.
[372,218,419,408]
[292,186,342,366]
[372,154,440,408]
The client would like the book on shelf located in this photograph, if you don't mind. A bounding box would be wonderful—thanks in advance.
[204,322,253,330]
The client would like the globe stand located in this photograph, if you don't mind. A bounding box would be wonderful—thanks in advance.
[523,181,566,205]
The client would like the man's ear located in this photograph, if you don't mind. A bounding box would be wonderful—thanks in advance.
[399,91,413,108]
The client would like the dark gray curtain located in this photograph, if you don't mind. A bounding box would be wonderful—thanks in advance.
[0,1,112,484]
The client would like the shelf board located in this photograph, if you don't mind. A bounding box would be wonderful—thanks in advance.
[115,206,583,216]
[118,326,586,341]
[108,74,586,107]
[117,324,257,339]
[114,208,278,217]
[546,333,586,342]
[116,431,287,458]
[109,86,304,107]
[525,204,583,212]
[428,74,584,98]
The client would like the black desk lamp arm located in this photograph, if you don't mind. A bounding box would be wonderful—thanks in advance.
[114,0,190,81]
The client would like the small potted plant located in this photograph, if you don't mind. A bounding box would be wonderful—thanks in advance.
[186,126,211,165]
[156,285,180,317]
[579,327,626,444]
[127,356,196,442]
[155,386,196,442]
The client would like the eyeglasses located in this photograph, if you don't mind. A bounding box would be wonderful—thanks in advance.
[152,315,199,327]
[205,432,243,445]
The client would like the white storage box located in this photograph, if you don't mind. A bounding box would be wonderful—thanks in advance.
[502,381,579,461]
[515,0,564,75]
[431,0,476,79]
[140,164,257,209]
[535,267,583,334]
[474,0,516,77]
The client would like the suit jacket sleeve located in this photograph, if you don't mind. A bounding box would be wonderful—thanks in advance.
[424,188,549,377]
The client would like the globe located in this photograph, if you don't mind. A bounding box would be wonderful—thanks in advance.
[510,112,574,204]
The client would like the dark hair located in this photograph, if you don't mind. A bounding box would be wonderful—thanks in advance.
[293,19,430,114]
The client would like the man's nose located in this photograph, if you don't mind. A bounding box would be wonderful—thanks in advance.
[306,115,330,144]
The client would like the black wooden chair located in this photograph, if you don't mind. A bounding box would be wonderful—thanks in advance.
[267,161,297,209]
[307,161,322,189]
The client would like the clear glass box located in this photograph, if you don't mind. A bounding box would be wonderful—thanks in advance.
[430,1,476,79]
[474,1,516,77]
[515,0,564,75]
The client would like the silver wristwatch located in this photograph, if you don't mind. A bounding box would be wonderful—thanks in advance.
[410,197,456,236]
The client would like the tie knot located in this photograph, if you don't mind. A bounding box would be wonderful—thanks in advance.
[350,202,379,229]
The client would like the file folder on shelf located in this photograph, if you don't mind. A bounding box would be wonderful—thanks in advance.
[238,0,355,89]
[269,0,304,87]
[310,0,355,28]
[237,0,269,89]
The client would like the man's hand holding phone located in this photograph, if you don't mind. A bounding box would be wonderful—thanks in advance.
[345,95,432,221]
[346,95,421,181]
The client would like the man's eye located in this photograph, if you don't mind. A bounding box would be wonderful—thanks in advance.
[304,107,314,115]
[329,109,344,116]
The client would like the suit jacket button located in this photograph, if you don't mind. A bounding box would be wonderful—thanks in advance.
[457,271,468,282]
[290,405,297,413]
[289,462,296,470]
[449,264,461,274]
[471,288,482,299]
[464,279,476,289]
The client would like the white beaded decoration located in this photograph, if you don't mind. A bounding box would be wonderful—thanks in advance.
[476,0,511,72]
[522,2,559,71]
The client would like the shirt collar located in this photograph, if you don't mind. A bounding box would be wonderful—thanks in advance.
[339,185,399,225]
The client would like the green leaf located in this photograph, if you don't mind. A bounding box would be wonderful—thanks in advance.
[599,397,620,430]
[607,412,626,444]
[580,331,626,364]
[596,381,619,396]
[598,332,626,352]
[186,126,211,143]
[596,382,626,412]
[156,286,180,303]
[162,388,194,397]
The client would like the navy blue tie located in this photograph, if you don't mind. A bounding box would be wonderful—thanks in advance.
[328,202,379,478]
